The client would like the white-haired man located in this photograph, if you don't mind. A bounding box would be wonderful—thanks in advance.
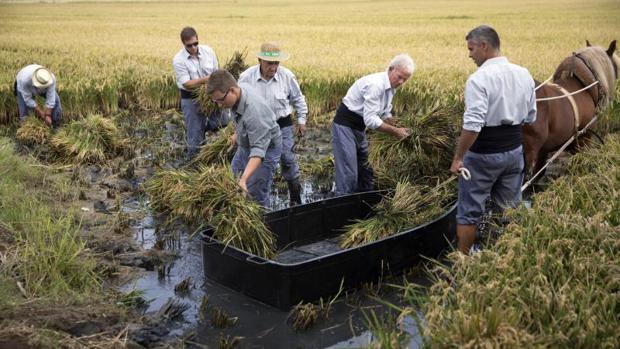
[332,54,414,195]
[238,42,308,205]
[15,64,62,127]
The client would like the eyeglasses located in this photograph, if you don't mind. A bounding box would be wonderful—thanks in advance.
[212,89,230,103]
[185,41,199,48]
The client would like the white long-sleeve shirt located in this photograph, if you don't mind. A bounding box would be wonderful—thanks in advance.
[238,65,308,125]
[463,56,537,132]
[16,64,57,109]
[342,71,394,130]
[172,45,218,91]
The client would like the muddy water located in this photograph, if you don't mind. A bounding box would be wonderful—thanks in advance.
[123,182,425,348]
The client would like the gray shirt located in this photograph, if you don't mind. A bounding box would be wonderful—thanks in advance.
[463,56,537,132]
[342,71,394,130]
[172,45,218,91]
[16,64,57,109]
[233,83,282,159]
[238,65,309,124]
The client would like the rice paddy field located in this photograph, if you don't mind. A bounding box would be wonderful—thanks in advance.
[1,0,620,348]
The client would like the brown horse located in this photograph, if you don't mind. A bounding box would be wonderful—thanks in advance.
[523,40,620,181]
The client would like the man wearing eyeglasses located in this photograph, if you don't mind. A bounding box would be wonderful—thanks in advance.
[173,26,228,158]
[207,69,282,208]
[238,42,308,206]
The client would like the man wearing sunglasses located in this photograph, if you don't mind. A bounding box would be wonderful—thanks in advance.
[173,26,229,158]
[238,42,308,206]
[207,69,282,208]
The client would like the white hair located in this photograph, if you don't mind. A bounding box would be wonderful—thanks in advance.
[388,54,415,74]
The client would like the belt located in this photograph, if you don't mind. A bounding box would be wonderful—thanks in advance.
[180,89,197,99]
[277,115,293,128]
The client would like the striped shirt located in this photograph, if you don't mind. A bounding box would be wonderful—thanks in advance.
[463,56,537,132]
[172,45,218,91]
[342,71,394,130]
[16,64,57,109]
[238,65,308,125]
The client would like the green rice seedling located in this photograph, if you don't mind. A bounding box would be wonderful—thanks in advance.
[15,118,51,146]
[364,310,408,349]
[368,103,460,187]
[116,288,149,309]
[153,297,190,322]
[50,114,127,164]
[190,124,235,166]
[218,334,242,349]
[210,306,237,328]
[288,301,320,331]
[340,179,456,248]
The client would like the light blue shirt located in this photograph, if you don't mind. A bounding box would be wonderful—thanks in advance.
[172,45,218,91]
[238,65,309,125]
[463,56,537,132]
[16,64,57,109]
[342,71,394,130]
[233,83,282,159]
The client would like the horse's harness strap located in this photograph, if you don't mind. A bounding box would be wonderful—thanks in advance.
[550,83,580,133]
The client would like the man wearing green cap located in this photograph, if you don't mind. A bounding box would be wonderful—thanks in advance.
[238,42,308,206]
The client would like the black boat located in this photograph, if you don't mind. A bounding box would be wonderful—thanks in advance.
[201,190,456,310]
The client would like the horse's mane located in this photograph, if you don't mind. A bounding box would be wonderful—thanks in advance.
[574,46,617,108]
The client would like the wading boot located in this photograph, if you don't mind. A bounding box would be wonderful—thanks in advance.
[288,179,302,206]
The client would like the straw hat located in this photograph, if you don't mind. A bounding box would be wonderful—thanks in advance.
[256,42,289,62]
[32,67,53,89]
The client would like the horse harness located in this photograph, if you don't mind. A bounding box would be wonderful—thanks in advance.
[548,82,580,133]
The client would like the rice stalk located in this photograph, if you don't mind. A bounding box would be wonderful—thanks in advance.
[190,124,235,166]
[288,302,320,331]
[196,50,249,115]
[300,155,334,179]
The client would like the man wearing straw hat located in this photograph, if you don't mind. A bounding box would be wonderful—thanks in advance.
[332,54,414,196]
[14,64,62,127]
[207,69,282,208]
[173,26,229,158]
[238,42,308,206]
[449,25,536,255]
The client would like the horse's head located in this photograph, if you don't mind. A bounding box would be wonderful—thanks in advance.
[587,40,619,79]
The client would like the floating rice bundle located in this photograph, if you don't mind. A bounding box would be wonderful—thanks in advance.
[340,179,456,248]
[145,164,276,258]
[190,124,235,166]
[300,155,334,179]
[15,118,51,146]
[51,114,126,164]
[368,103,460,187]
[196,50,249,115]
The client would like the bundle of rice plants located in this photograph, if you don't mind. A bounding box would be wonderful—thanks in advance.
[196,50,249,115]
[368,103,460,187]
[15,118,51,146]
[50,114,126,164]
[340,179,456,248]
[144,164,276,258]
[288,302,320,331]
[190,124,235,166]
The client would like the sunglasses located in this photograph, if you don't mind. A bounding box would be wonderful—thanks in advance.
[185,41,199,48]
[212,89,230,103]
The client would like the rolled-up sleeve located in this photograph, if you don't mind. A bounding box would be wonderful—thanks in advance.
[245,106,272,159]
[173,57,190,89]
[288,74,308,125]
[462,77,487,132]
[44,80,56,109]
[361,85,384,130]
[525,82,537,124]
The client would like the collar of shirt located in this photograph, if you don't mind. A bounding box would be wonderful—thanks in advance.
[185,47,202,60]
[254,67,279,83]
[233,87,248,119]
[479,56,508,69]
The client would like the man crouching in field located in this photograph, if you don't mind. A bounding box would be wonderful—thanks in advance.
[331,54,414,196]
[15,64,62,128]
[207,70,282,208]
[450,25,537,255]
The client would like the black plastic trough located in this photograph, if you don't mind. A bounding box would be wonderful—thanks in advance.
[201,190,456,310]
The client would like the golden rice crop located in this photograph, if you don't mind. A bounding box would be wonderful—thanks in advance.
[15,118,51,146]
[299,155,334,179]
[190,124,235,166]
[196,50,249,116]
[50,114,127,164]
